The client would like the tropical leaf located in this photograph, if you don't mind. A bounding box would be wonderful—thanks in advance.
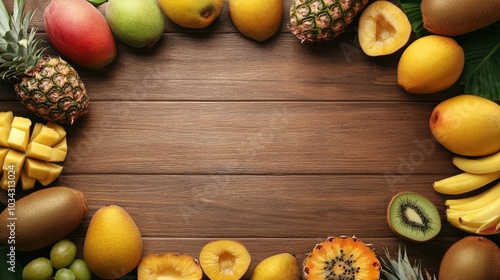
[397,0,500,100]
[87,0,108,6]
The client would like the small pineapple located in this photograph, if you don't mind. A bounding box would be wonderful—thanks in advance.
[0,0,89,125]
[289,0,369,43]
[380,246,437,280]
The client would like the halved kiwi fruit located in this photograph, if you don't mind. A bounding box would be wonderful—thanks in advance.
[387,192,441,242]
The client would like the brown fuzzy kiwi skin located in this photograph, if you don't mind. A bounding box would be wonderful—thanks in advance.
[0,186,87,251]
[421,0,500,37]
[386,192,440,243]
[439,236,500,280]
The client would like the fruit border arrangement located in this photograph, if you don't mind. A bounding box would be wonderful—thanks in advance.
[1,0,500,279]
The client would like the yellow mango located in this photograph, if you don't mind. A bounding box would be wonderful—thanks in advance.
[53,137,68,152]
[37,163,63,186]
[49,148,67,162]
[0,111,13,128]
[2,149,26,188]
[46,122,67,140]
[20,170,37,190]
[0,127,10,148]
[11,116,31,133]
[7,127,29,152]
[24,158,50,180]
[26,142,53,161]
[30,123,44,142]
[32,126,60,146]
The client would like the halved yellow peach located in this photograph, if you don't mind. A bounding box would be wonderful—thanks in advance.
[358,1,412,56]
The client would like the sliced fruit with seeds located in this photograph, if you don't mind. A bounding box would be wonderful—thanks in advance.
[138,252,203,280]
[387,192,441,242]
[302,235,380,280]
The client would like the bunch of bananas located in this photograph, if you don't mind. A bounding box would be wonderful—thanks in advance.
[433,151,500,235]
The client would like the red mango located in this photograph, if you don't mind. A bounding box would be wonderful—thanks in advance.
[44,0,117,70]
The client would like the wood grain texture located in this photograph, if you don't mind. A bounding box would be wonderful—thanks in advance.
[0,0,491,279]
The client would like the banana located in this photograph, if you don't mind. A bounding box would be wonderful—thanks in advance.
[459,197,500,227]
[432,170,500,195]
[452,151,500,174]
[446,214,479,234]
[476,214,500,234]
[447,182,500,211]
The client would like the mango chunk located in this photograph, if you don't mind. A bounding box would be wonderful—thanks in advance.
[49,148,67,162]
[7,127,29,152]
[30,122,44,142]
[32,126,60,146]
[11,116,31,133]
[20,170,37,190]
[53,137,68,152]
[37,163,63,186]
[26,142,53,161]
[0,148,8,164]
[46,122,67,140]
[24,158,50,180]
[2,149,26,188]
[0,112,13,128]
[0,127,10,148]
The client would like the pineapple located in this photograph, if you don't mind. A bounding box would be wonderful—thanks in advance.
[289,0,370,43]
[380,247,437,280]
[0,0,88,125]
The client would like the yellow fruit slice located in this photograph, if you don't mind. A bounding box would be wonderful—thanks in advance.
[0,111,68,190]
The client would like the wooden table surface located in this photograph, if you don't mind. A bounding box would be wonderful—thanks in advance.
[1,0,496,279]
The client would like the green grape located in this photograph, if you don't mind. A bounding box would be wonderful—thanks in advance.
[68,259,92,280]
[55,268,76,280]
[22,257,53,280]
[50,239,77,269]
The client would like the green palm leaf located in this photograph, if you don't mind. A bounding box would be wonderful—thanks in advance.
[397,0,500,101]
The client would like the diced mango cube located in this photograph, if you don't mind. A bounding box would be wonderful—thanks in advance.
[30,122,44,142]
[20,170,37,190]
[46,122,66,140]
[24,158,50,180]
[0,148,8,164]
[26,142,53,161]
[0,111,13,128]
[38,163,63,186]
[52,137,68,152]
[32,126,60,146]
[2,149,26,187]
[49,148,67,162]
[7,127,29,152]
[11,116,31,133]
[0,127,10,148]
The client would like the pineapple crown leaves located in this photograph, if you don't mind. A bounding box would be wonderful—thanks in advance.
[380,246,437,280]
[0,0,46,83]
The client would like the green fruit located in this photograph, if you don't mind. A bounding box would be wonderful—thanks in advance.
[50,239,77,269]
[68,259,92,280]
[439,236,500,280]
[106,0,165,48]
[0,187,87,251]
[421,0,500,36]
[22,257,53,280]
[55,268,76,280]
[387,192,441,242]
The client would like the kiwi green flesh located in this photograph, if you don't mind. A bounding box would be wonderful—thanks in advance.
[387,192,441,242]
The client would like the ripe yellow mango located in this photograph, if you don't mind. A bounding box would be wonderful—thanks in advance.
[250,253,300,280]
[229,0,283,42]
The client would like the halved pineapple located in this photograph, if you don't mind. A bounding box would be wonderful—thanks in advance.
[0,111,68,190]
[138,252,203,280]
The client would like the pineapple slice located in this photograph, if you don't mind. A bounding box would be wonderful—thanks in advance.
[0,111,68,190]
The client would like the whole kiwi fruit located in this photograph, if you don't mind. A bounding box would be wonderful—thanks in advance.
[0,186,87,251]
[421,0,500,37]
[439,235,500,280]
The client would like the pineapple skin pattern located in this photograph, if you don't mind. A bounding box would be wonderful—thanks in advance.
[290,0,370,43]
[15,57,89,125]
[0,0,89,125]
